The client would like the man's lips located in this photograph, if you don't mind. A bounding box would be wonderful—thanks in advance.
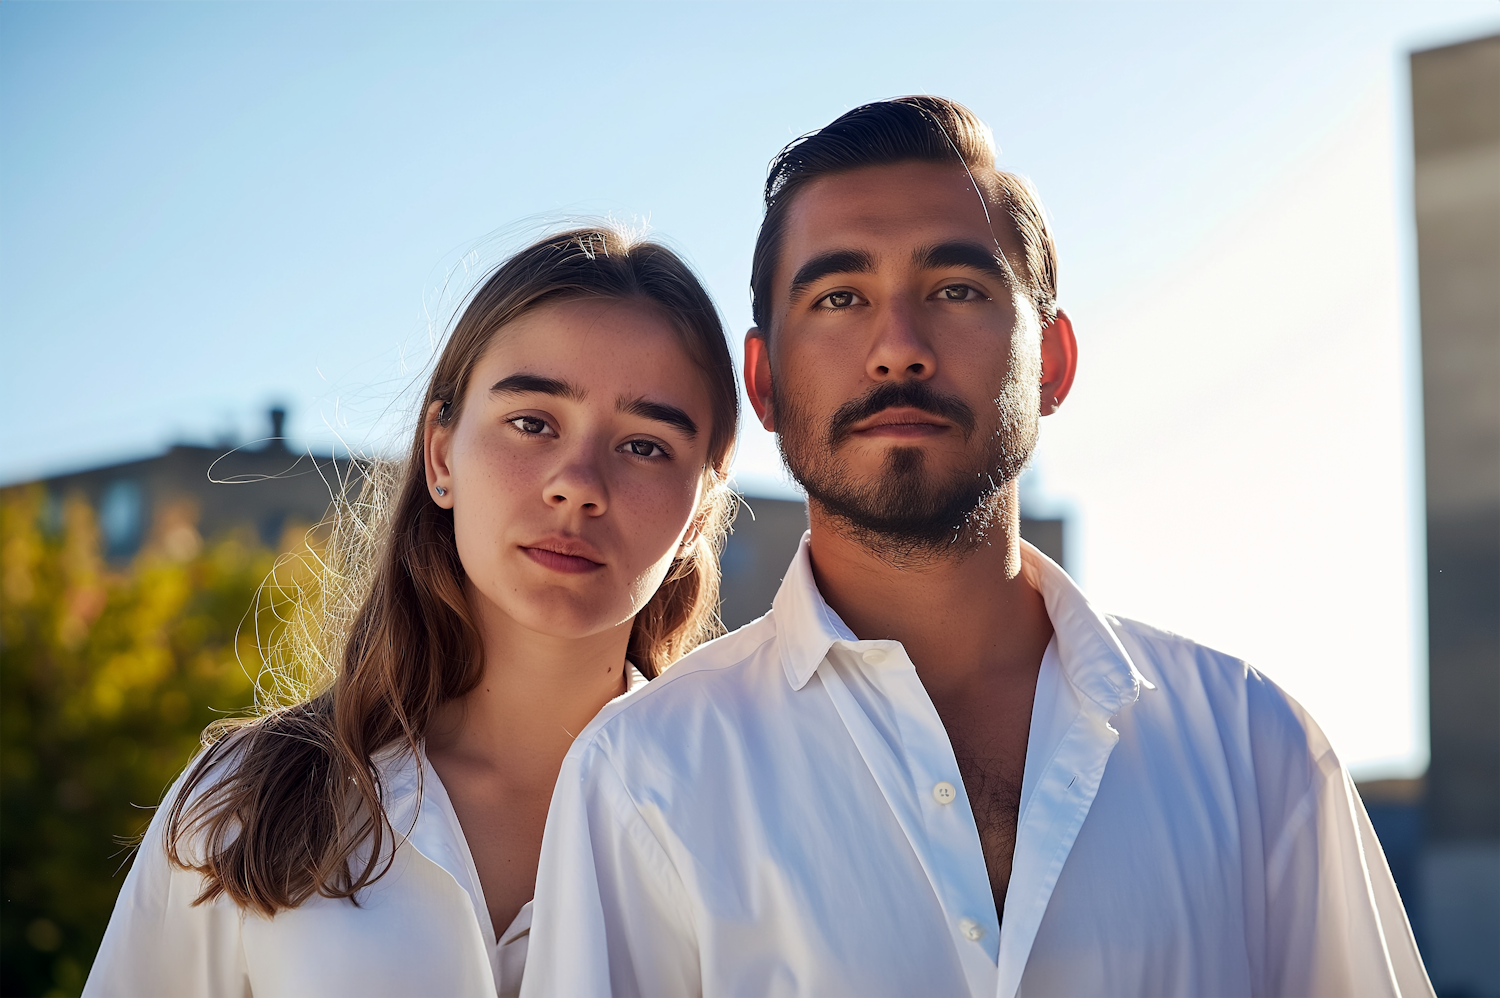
[521,539,605,574]
[848,406,952,438]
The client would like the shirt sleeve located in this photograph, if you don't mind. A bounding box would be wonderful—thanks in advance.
[82,769,249,998]
[522,742,700,998]
[1251,679,1433,998]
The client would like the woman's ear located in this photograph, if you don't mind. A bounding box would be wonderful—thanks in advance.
[676,527,701,560]
[1039,309,1078,416]
[678,466,734,560]
[675,473,716,558]
[422,399,456,508]
[743,330,775,431]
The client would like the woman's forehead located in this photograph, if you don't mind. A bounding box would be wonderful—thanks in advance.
[473,299,710,406]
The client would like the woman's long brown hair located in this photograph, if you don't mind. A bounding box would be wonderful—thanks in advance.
[164,228,739,916]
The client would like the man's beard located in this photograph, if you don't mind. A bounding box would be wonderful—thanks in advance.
[773,365,1038,563]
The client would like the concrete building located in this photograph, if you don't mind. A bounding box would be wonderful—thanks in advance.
[1410,32,1498,997]
[24,409,351,562]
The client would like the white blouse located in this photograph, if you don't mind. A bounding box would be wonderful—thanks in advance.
[84,666,647,998]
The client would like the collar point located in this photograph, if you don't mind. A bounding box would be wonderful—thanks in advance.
[781,653,819,692]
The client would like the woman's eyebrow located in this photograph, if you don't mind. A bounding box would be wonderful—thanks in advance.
[490,373,586,399]
[618,396,698,438]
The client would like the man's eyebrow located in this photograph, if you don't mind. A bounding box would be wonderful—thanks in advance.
[913,240,1011,280]
[490,373,585,400]
[619,396,698,438]
[788,249,876,299]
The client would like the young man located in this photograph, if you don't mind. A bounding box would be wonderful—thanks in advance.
[522,97,1430,998]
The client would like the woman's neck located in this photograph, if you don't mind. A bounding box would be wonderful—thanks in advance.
[427,597,631,778]
[424,591,634,940]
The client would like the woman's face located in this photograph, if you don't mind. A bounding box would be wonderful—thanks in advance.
[425,298,716,645]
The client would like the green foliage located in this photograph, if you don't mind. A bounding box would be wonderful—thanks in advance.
[0,486,274,997]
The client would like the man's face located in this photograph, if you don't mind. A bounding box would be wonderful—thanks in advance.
[754,160,1045,556]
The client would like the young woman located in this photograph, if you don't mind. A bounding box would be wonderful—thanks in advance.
[83,228,739,998]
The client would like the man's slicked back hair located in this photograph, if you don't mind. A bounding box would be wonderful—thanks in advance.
[750,96,1058,334]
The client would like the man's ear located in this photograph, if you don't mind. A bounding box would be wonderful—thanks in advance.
[1039,309,1078,416]
[743,329,776,431]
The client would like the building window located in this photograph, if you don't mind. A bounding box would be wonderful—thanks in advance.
[99,479,143,559]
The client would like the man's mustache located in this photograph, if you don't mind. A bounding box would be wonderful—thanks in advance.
[826,381,978,447]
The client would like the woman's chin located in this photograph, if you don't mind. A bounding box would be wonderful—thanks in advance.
[496,592,636,645]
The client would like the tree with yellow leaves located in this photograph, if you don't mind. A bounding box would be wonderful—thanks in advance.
[1,484,299,997]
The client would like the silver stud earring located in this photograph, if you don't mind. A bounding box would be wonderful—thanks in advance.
[435,486,447,496]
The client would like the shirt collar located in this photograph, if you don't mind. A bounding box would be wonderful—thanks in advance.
[625,661,650,694]
[771,531,856,692]
[771,531,1152,713]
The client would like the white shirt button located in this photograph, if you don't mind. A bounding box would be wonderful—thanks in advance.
[932,781,957,805]
[861,648,888,665]
[959,918,985,941]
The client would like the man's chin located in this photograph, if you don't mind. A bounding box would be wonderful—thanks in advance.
[800,470,998,556]
[834,438,970,469]
[780,427,1024,559]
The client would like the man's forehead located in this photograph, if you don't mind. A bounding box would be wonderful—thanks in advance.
[780,161,1016,274]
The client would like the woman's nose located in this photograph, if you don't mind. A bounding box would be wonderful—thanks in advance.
[543,451,609,515]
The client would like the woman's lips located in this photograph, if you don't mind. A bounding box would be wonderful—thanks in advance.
[522,545,604,574]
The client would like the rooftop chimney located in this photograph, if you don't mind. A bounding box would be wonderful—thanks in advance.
[267,407,288,451]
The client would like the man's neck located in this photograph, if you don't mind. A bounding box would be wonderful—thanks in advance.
[804,482,1053,698]
[807,480,1053,922]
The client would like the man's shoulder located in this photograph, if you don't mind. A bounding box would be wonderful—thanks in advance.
[1109,613,1260,696]
[568,612,784,758]
[1105,613,1328,768]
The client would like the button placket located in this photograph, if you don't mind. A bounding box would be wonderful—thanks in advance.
[825,642,1002,988]
[882,656,1001,969]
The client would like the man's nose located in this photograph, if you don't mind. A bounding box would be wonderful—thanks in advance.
[866,297,937,381]
[542,446,609,516]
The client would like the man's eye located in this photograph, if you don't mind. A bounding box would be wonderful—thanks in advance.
[819,290,859,309]
[625,440,666,458]
[509,416,550,435]
[941,285,981,301]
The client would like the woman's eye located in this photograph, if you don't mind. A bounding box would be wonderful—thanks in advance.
[940,284,981,301]
[624,439,667,459]
[508,416,551,435]
[818,290,860,309]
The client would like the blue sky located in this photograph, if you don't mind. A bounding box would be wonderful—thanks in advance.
[3,1,1496,776]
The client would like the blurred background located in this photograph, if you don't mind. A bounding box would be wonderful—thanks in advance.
[2,3,1496,995]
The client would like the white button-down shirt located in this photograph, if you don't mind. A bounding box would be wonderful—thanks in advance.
[524,537,1431,998]
[85,668,648,998]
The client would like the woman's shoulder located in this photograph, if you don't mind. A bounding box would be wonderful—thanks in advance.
[84,729,262,997]
[177,715,420,822]
[158,724,261,863]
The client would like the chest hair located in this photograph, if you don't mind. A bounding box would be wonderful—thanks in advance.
[953,753,1023,925]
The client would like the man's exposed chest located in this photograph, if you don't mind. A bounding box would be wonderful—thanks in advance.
[956,757,1021,861]
[930,674,1037,917]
